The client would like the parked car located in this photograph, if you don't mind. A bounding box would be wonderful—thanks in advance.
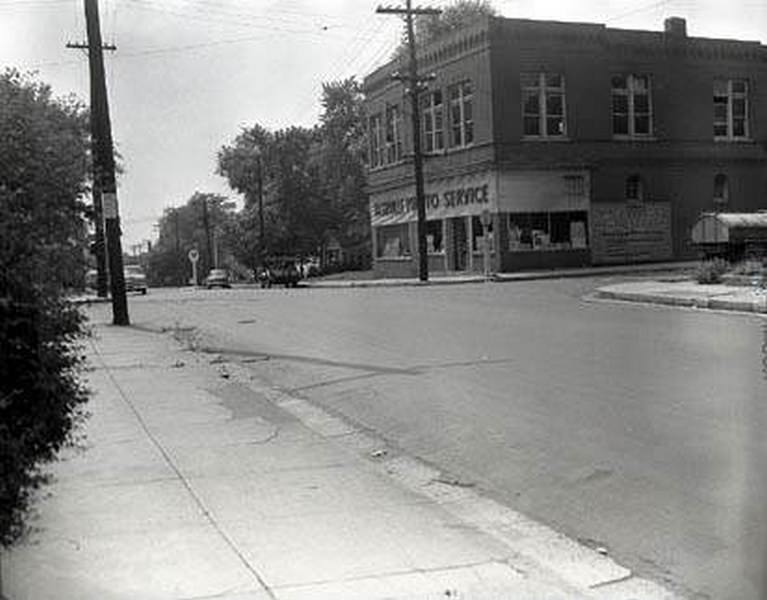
[85,268,98,290]
[123,265,148,295]
[258,257,301,288]
[204,268,231,289]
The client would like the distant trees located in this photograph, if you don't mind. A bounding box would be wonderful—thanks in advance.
[148,192,237,285]
[0,69,91,547]
[216,77,370,272]
[416,0,496,44]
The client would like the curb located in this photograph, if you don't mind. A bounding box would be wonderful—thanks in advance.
[218,350,682,600]
[597,289,767,314]
[308,262,697,289]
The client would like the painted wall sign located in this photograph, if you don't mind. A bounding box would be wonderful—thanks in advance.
[370,173,497,227]
[591,201,672,264]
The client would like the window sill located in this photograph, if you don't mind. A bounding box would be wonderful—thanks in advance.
[611,135,657,141]
[507,246,588,253]
[368,160,407,172]
[714,137,753,143]
[521,136,571,142]
[376,256,412,261]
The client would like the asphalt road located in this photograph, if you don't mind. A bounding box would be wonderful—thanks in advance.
[96,277,767,600]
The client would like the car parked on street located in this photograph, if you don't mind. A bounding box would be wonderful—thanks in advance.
[258,257,301,288]
[123,265,148,295]
[204,268,231,289]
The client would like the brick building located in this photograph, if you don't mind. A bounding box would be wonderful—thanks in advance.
[363,16,767,277]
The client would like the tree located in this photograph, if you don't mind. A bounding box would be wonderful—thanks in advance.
[316,78,370,268]
[416,0,496,44]
[148,192,237,285]
[218,124,326,266]
[0,69,91,547]
[391,0,497,61]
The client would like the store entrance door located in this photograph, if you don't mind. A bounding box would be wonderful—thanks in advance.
[450,217,468,271]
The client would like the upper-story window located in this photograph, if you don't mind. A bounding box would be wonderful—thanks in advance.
[368,112,384,168]
[448,81,473,147]
[612,75,652,138]
[522,72,566,138]
[714,79,749,140]
[421,90,445,153]
[385,104,403,164]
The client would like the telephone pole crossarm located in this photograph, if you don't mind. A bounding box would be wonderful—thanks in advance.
[375,5,441,15]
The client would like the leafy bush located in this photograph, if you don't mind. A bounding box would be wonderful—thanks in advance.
[0,69,91,547]
[695,258,729,284]
[731,259,765,276]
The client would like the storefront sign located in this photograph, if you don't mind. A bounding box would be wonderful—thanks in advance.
[370,174,496,226]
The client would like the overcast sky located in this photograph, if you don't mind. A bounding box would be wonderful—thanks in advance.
[2,0,765,247]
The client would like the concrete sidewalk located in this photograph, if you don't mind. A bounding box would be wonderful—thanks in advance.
[597,280,767,314]
[2,324,680,600]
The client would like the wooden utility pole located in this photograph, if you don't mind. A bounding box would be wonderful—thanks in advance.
[376,1,440,282]
[67,35,115,299]
[74,0,128,324]
[201,197,213,274]
[257,156,265,262]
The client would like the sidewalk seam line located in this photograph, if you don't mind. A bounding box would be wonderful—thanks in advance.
[89,336,277,599]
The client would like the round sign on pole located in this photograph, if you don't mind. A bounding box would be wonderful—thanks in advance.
[188,249,199,262]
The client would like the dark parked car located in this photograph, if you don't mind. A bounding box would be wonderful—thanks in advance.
[204,268,231,289]
[258,258,301,288]
[124,265,148,294]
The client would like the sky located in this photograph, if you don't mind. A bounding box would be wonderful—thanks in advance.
[2,0,765,248]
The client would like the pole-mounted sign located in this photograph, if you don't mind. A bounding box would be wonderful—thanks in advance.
[188,248,199,285]
[481,209,492,279]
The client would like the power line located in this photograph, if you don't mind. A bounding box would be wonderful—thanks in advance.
[605,0,673,23]
[121,0,344,37]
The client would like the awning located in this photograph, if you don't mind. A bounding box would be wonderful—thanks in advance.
[691,211,767,244]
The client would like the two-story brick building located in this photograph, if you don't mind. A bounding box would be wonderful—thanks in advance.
[363,16,767,277]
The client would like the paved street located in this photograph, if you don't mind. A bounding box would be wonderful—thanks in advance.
[92,276,767,600]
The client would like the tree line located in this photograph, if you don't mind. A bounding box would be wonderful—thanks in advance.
[148,78,369,284]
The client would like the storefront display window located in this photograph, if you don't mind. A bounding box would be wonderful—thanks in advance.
[507,211,588,251]
[376,223,411,258]
[471,215,494,252]
[426,220,443,253]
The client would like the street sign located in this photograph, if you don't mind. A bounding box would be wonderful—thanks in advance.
[188,249,200,286]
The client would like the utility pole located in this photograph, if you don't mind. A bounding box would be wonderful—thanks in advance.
[173,208,182,285]
[376,1,440,282]
[201,197,213,275]
[257,155,265,263]
[71,0,128,324]
[67,34,115,300]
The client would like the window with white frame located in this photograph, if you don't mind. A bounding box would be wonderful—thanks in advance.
[612,75,652,137]
[385,104,403,164]
[421,90,445,153]
[448,81,473,147]
[714,79,749,139]
[368,112,384,168]
[522,72,566,138]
